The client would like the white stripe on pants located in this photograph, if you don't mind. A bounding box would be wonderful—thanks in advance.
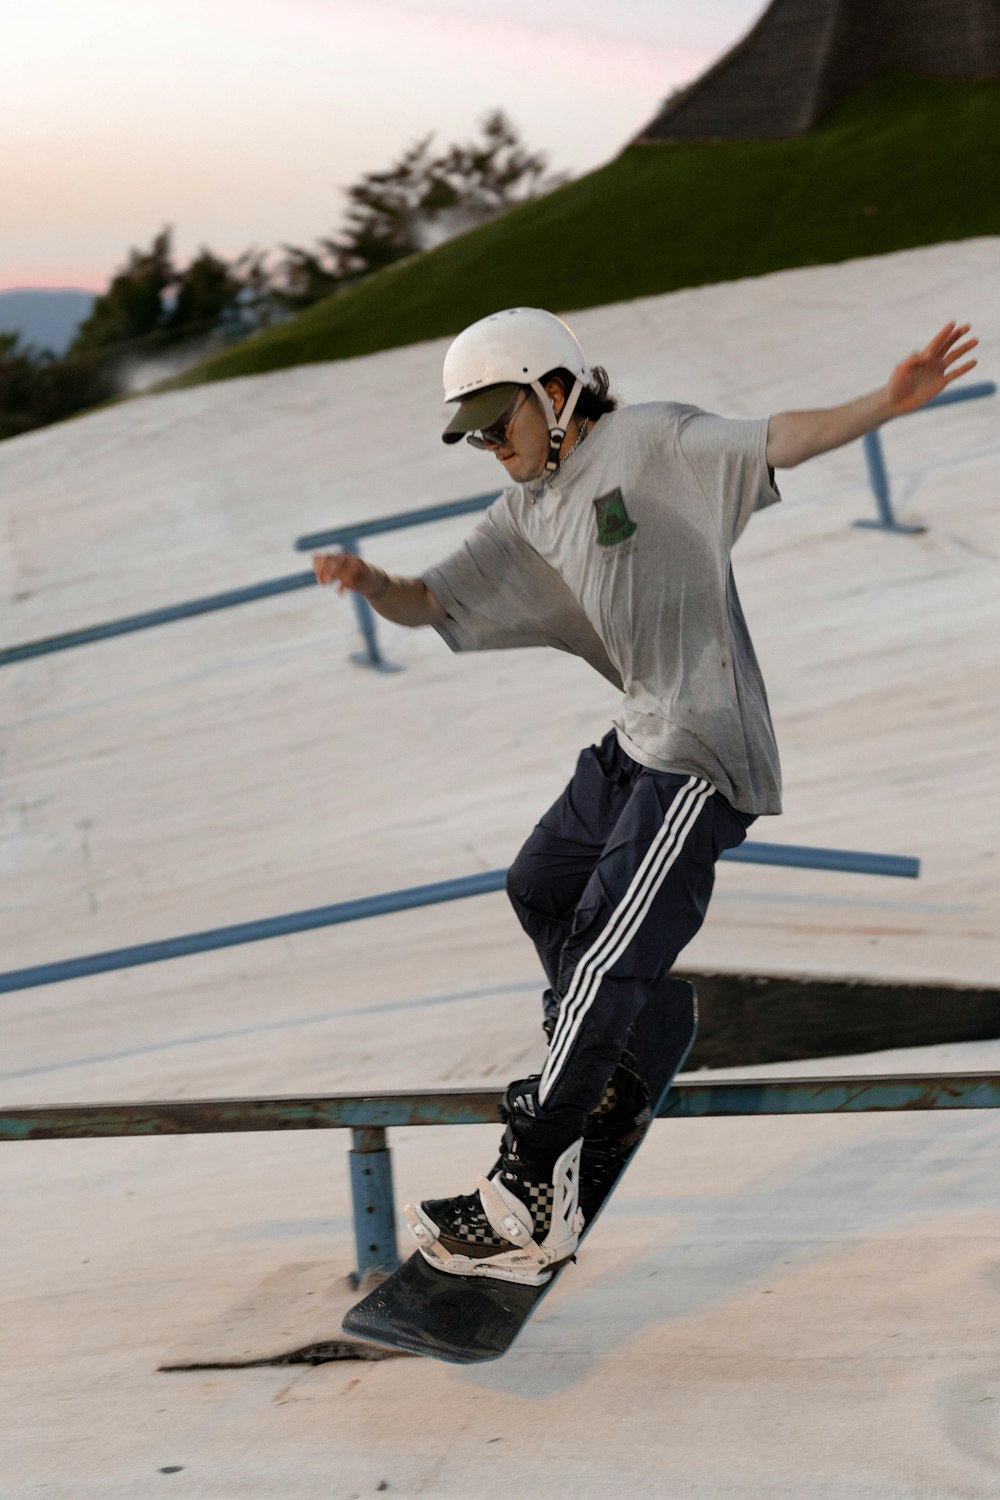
[539,775,713,1105]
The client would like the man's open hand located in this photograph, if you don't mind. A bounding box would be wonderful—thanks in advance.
[887,322,978,417]
[312,551,379,595]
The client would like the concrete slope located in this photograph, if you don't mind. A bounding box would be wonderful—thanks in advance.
[2,239,997,1013]
[1,239,999,1498]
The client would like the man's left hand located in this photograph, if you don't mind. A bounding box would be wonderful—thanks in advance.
[887,322,978,417]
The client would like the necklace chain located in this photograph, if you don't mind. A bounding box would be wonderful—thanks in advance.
[528,418,591,500]
[565,417,591,462]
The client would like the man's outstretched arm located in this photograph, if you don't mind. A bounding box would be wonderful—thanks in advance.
[312,551,447,627]
[766,321,978,469]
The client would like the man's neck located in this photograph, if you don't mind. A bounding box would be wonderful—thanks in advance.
[560,412,596,461]
[559,416,583,460]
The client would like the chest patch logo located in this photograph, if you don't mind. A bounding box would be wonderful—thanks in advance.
[593,488,637,548]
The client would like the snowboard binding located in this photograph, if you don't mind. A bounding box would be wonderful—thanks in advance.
[406,1130,584,1287]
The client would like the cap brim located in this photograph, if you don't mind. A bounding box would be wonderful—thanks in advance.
[441,383,521,444]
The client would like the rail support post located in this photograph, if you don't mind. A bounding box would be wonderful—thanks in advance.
[339,535,403,674]
[348,1126,401,1283]
[854,431,926,535]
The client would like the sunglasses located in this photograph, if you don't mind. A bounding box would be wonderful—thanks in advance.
[466,391,529,451]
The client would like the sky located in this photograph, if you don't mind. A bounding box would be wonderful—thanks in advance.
[2,0,767,293]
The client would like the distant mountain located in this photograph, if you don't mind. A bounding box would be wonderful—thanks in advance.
[0,288,96,357]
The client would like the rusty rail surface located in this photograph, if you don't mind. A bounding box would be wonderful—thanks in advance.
[3,1072,999,1142]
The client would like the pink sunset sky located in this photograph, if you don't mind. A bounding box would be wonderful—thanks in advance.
[3,0,764,292]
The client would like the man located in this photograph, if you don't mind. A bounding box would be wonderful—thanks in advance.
[314,306,977,1286]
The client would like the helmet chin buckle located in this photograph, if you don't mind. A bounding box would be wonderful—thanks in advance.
[545,430,566,472]
[534,375,584,476]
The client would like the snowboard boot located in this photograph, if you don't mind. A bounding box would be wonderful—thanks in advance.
[543,1018,652,1222]
[579,1043,652,1220]
[585,1038,652,1149]
[541,1017,651,1148]
[405,1078,584,1286]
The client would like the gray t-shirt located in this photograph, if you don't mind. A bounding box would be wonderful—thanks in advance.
[421,402,782,815]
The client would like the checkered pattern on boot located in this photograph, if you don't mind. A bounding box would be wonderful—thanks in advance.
[586,1042,651,1148]
[541,1016,651,1149]
[418,1118,565,1259]
[576,1051,648,1220]
[534,1019,651,1221]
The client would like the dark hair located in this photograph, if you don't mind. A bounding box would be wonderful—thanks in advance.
[541,365,619,420]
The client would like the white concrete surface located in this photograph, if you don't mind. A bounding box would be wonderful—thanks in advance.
[1,240,999,1498]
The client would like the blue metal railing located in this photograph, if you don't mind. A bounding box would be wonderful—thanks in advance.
[855,381,996,534]
[0,844,919,997]
[292,491,500,673]
[0,573,318,667]
[0,495,503,672]
[7,1072,998,1141]
[0,493,500,670]
[3,383,993,670]
[294,492,502,550]
[3,1071,997,1282]
[299,384,998,667]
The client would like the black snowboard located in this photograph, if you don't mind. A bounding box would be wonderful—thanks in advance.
[341,976,698,1363]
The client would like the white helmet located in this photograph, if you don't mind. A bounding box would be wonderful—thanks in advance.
[442,307,591,473]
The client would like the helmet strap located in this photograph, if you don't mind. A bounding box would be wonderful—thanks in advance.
[531,378,584,473]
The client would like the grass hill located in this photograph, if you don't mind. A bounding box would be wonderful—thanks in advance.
[172,76,1000,388]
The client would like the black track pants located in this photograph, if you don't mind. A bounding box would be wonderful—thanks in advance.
[505,729,754,1131]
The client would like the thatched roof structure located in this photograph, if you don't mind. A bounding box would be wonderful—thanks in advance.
[636,0,1000,141]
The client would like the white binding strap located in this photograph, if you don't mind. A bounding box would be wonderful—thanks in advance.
[403,1137,584,1287]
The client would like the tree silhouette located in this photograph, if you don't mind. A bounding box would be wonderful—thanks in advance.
[1,111,562,438]
[72,229,175,352]
[277,110,561,308]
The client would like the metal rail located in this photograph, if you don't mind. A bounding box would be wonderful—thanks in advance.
[5,1072,997,1281]
[0,571,319,667]
[3,382,993,668]
[294,492,502,551]
[3,1072,999,1141]
[0,845,918,997]
[293,492,501,670]
[0,493,500,670]
[855,380,996,534]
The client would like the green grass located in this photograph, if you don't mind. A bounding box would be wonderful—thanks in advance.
[171,76,1000,389]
